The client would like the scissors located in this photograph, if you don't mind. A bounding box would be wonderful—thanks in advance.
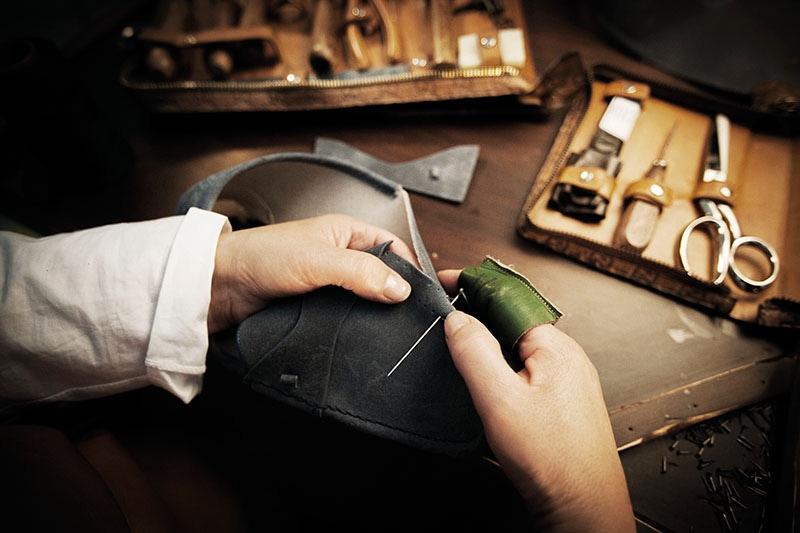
[678,114,780,293]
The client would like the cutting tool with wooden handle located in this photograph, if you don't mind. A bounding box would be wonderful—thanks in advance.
[612,124,676,253]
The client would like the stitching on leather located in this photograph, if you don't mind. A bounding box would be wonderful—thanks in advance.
[320,298,357,409]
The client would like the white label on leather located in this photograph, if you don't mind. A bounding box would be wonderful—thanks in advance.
[457,33,481,68]
[498,28,526,67]
[598,96,641,142]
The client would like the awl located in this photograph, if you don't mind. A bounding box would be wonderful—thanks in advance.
[612,124,676,253]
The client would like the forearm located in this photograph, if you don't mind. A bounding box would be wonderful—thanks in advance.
[0,208,229,408]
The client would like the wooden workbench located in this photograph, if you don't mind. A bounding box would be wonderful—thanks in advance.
[2,1,796,530]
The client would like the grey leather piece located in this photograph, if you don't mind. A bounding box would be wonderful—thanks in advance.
[176,152,437,278]
[178,153,486,455]
[312,138,480,203]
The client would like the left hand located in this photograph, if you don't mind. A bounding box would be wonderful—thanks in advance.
[208,214,417,333]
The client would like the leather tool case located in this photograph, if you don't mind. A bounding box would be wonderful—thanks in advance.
[119,0,539,112]
[517,67,800,328]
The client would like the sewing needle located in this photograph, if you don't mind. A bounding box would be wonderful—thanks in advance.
[386,293,460,377]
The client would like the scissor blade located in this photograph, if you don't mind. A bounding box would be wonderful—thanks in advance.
[714,114,731,176]
[706,121,721,171]
[703,114,731,182]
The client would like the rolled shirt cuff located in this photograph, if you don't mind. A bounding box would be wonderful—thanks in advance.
[145,207,231,403]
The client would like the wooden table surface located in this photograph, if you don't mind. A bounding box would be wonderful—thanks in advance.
[101,1,797,453]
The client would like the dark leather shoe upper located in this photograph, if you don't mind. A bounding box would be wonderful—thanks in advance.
[178,153,486,456]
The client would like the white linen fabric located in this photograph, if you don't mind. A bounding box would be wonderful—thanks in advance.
[0,207,230,408]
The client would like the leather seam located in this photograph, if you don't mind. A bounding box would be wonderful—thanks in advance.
[320,298,357,415]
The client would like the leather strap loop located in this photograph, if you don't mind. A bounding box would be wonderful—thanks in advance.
[556,165,615,200]
[604,80,650,102]
[694,180,735,205]
[622,178,673,208]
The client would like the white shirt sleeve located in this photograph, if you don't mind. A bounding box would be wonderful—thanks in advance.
[0,207,231,409]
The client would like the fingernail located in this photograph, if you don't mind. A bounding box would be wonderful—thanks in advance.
[384,273,411,301]
[445,310,470,333]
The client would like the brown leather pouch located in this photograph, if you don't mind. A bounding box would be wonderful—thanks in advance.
[119,0,538,113]
[518,69,800,328]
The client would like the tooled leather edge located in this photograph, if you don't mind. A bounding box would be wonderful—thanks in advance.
[527,230,736,315]
[758,298,800,329]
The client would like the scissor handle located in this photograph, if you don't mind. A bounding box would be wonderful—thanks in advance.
[679,215,731,285]
[679,216,780,292]
[728,235,780,292]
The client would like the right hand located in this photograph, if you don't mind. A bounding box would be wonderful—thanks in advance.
[442,307,635,532]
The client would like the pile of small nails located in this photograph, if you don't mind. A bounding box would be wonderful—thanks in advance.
[660,404,775,532]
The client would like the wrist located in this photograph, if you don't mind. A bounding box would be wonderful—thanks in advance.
[208,230,237,334]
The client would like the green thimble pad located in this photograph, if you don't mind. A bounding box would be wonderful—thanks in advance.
[458,257,563,351]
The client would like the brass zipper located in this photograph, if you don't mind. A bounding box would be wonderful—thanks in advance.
[121,65,522,91]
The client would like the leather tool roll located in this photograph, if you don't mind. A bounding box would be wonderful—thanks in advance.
[518,77,800,328]
[120,0,539,113]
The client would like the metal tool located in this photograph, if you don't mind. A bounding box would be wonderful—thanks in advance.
[387,293,460,377]
[345,0,373,70]
[341,0,403,70]
[612,123,676,253]
[431,0,457,68]
[454,0,512,28]
[310,0,343,75]
[142,0,189,80]
[398,0,431,70]
[678,114,780,292]
[548,81,647,222]
[371,0,403,64]
[204,0,238,79]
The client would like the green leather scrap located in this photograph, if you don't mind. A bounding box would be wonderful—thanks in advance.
[458,257,563,351]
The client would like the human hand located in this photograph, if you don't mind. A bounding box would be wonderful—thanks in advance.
[208,214,417,333]
[438,271,635,532]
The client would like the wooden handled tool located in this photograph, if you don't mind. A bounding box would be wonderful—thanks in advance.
[205,0,238,79]
[431,0,456,68]
[613,124,677,254]
[144,0,189,80]
[310,0,343,75]
[398,0,431,70]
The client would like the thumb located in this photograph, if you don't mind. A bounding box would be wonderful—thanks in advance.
[444,311,515,405]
